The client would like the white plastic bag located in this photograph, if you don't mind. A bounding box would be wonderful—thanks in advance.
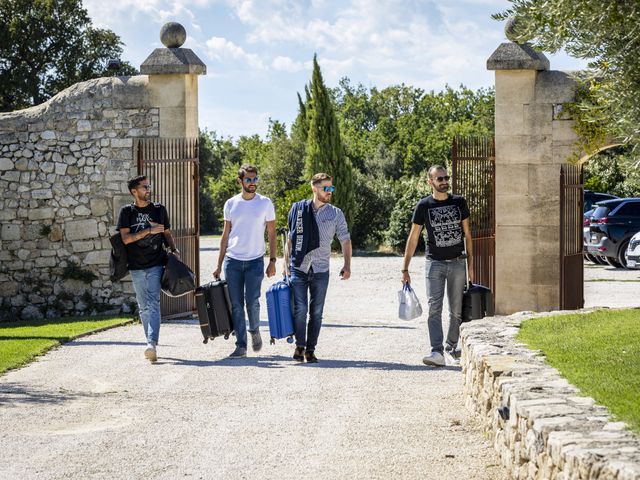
[398,283,423,320]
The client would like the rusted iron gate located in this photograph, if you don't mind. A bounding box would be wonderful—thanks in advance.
[451,136,496,308]
[137,138,200,319]
[560,164,584,310]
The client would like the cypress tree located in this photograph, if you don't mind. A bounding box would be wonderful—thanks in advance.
[303,55,355,225]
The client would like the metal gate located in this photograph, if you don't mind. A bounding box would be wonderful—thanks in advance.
[451,136,496,308]
[137,138,200,319]
[560,164,584,310]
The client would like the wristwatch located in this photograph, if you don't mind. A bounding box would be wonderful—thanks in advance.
[269,257,277,263]
[170,247,179,253]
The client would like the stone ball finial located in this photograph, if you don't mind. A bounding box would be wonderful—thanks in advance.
[160,22,186,48]
[504,17,520,43]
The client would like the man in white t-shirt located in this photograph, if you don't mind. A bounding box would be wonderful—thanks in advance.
[213,165,277,358]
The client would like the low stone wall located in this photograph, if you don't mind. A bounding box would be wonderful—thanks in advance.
[0,76,158,320]
[461,312,640,479]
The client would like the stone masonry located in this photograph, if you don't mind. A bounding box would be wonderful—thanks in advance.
[0,76,158,320]
[0,23,206,321]
[460,313,640,479]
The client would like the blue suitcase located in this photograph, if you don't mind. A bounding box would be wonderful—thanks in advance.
[266,276,295,344]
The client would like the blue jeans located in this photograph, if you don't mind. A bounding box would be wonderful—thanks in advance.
[224,256,264,349]
[130,265,164,346]
[290,268,330,352]
[425,257,466,354]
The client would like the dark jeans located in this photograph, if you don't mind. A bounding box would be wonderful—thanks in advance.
[425,257,466,354]
[290,268,330,352]
[224,256,264,349]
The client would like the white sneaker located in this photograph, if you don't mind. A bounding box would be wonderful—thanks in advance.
[422,351,445,367]
[144,345,157,362]
[444,350,460,366]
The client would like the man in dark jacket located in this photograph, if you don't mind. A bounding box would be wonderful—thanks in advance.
[286,173,352,363]
[117,175,178,362]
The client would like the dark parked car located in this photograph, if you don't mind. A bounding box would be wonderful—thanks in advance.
[586,198,640,268]
[584,190,618,212]
[583,208,607,264]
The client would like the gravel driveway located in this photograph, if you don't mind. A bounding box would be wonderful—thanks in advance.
[0,240,506,480]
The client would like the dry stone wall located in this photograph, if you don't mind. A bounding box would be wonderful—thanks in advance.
[0,76,159,320]
[461,313,640,479]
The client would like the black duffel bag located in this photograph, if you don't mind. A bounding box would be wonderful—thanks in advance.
[161,253,196,297]
[461,282,494,323]
[109,233,129,282]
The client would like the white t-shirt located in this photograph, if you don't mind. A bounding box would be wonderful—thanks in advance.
[223,193,276,261]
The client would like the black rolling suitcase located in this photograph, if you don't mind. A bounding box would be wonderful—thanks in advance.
[195,280,234,344]
[461,240,494,323]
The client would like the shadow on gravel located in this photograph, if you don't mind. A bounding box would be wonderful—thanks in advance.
[306,359,461,372]
[159,355,288,369]
[159,354,461,372]
[66,340,146,347]
[321,323,416,330]
[0,382,95,406]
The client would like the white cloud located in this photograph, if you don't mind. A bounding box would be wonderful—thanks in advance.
[205,36,266,69]
[271,56,309,72]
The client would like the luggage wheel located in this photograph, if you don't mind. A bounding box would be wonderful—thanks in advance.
[270,337,275,345]
[286,336,294,344]
[224,333,230,340]
[203,338,208,344]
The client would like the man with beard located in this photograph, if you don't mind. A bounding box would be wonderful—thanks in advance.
[117,175,178,362]
[213,165,277,358]
[401,165,474,367]
[286,173,352,363]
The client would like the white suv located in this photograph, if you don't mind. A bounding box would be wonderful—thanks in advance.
[626,231,640,269]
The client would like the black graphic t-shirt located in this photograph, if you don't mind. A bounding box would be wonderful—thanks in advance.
[411,194,470,260]
[117,203,171,270]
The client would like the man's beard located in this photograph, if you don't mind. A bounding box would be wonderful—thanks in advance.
[242,184,256,194]
[433,184,449,193]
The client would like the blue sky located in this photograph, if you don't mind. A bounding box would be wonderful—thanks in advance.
[84,0,586,139]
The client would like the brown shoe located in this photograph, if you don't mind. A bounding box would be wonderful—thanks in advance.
[293,347,305,362]
[304,351,318,363]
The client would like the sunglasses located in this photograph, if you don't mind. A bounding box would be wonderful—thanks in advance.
[243,177,259,184]
[433,175,451,182]
[138,184,152,190]
[322,186,335,193]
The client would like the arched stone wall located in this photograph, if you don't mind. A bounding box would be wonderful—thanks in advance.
[0,34,205,321]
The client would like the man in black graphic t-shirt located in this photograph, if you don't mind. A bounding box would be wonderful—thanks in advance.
[117,175,179,362]
[401,165,474,367]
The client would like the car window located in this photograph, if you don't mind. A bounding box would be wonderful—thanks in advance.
[591,206,610,219]
[614,202,640,216]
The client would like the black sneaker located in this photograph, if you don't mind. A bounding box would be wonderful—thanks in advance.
[304,351,318,363]
[293,347,305,362]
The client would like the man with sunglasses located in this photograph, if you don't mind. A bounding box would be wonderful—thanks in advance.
[117,175,178,362]
[213,165,277,358]
[286,173,352,363]
[401,165,474,367]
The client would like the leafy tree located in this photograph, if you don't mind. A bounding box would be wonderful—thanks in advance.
[384,178,430,251]
[584,147,640,198]
[493,1,640,146]
[0,0,136,111]
[303,55,356,225]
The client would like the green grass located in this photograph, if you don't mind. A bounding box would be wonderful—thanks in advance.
[518,309,640,433]
[585,279,640,282]
[0,315,134,375]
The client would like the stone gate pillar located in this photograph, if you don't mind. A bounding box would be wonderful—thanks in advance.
[140,22,206,138]
[488,38,580,314]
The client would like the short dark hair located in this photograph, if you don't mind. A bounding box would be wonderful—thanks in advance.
[238,164,258,179]
[428,165,447,179]
[128,175,147,194]
[310,172,332,186]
